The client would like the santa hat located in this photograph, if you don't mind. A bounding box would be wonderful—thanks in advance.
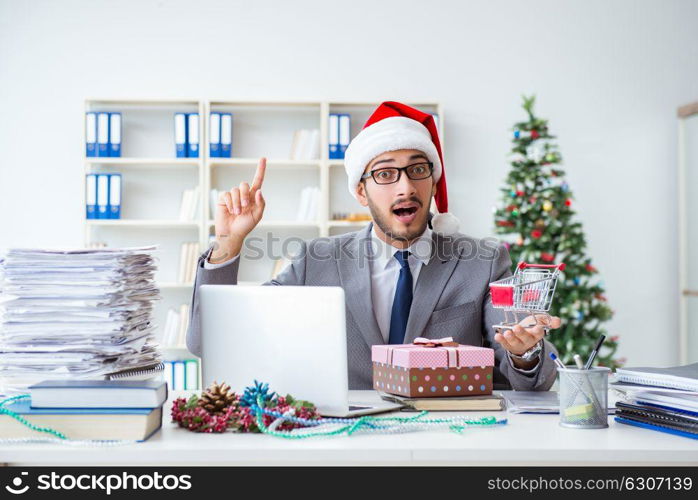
[343,101,459,235]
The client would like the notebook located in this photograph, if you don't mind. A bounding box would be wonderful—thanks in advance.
[615,363,698,392]
[29,379,168,409]
[107,362,165,381]
[0,399,162,441]
[379,392,505,411]
[616,401,698,426]
[615,417,698,440]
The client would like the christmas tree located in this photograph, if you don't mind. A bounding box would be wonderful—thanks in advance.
[493,95,623,369]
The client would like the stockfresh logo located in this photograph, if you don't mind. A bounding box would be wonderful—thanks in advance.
[3,471,192,496]
[5,472,30,495]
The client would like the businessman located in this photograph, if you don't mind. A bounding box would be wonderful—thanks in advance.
[187,101,560,390]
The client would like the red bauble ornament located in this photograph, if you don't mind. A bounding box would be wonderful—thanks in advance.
[541,252,555,262]
[515,190,524,197]
[506,204,517,212]
[585,264,597,272]
[565,199,572,207]
[531,229,543,239]
[496,220,515,227]
[531,130,539,139]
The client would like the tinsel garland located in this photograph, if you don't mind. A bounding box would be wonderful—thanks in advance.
[172,381,508,438]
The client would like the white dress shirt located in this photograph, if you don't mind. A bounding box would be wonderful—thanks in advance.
[367,225,433,343]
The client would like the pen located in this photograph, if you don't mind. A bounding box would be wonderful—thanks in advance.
[573,353,585,370]
[549,352,566,370]
[584,334,606,369]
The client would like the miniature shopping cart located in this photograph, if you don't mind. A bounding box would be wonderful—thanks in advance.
[489,262,566,335]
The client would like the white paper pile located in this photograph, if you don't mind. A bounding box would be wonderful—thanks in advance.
[0,246,162,395]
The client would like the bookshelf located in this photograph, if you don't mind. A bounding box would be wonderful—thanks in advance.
[83,98,443,368]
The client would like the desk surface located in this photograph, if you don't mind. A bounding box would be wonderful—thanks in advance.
[2,391,697,466]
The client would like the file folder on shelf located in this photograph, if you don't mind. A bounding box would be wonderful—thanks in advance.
[85,173,97,219]
[220,113,232,158]
[97,112,110,157]
[85,112,97,157]
[338,114,350,159]
[174,113,187,158]
[108,112,122,157]
[209,112,221,157]
[108,173,122,219]
[329,113,340,159]
[185,360,198,390]
[96,174,110,219]
[173,361,185,390]
[187,113,200,158]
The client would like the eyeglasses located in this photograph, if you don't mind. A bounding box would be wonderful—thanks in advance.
[360,162,434,185]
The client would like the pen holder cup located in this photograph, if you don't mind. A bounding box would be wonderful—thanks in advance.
[557,366,610,429]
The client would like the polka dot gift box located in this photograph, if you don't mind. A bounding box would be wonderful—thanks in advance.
[371,337,495,398]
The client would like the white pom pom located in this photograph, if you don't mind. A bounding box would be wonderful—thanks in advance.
[431,212,460,235]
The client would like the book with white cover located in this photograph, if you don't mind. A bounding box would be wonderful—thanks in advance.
[29,379,167,409]
[615,363,698,392]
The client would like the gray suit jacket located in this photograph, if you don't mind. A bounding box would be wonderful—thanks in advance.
[186,222,558,391]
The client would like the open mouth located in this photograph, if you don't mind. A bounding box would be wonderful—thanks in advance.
[392,203,419,224]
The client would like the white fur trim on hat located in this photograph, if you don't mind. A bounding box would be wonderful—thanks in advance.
[431,212,460,235]
[344,116,442,199]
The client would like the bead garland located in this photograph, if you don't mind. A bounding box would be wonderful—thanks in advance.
[0,394,67,440]
[0,394,137,447]
[249,396,508,439]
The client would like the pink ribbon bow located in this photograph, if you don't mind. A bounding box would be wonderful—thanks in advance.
[413,336,459,348]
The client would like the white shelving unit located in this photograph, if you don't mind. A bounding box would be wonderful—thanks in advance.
[83,98,443,359]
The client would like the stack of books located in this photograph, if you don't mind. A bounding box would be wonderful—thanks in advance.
[296,186,320,221]
[178,242,199,284]
[178,188,200,222]
[289,129,320,160]
[0,380,167,441]
[612,362,698,440]
[380,392,505,411]
[0,246,162,394]
[160,304,190,348]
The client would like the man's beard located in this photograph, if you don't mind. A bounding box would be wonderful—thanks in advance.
[366,193,429,244]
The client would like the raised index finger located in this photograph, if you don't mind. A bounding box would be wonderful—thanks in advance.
[251,157,267,191]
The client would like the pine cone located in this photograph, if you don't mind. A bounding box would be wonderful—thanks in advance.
[197,381,236,415]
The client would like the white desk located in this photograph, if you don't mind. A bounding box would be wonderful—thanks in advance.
[1,391,696,466]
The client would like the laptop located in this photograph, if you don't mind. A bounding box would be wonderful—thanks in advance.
[199,285,401,417]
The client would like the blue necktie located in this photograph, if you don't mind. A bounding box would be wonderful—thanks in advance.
[388,250,413,345]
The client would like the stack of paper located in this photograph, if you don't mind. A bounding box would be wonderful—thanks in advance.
[0,246,162,395]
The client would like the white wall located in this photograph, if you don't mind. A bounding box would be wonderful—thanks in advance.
[1,0,697,366]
